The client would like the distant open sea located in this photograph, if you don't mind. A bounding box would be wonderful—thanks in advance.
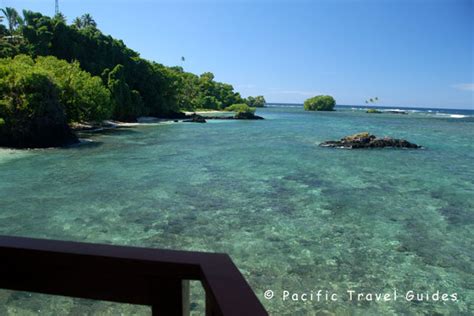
[268,102,474,118]
[0,105,473,315]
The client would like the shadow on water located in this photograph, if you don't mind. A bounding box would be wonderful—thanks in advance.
[78,126,141,136]
[65,140,104,150]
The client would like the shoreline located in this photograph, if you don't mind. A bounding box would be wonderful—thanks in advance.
[71,117,176,133]
[184,110,226,115]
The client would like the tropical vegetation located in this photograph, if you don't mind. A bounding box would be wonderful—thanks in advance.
[365,97,379,105]
[366,108,382,114]
[245,95,266,107]
[0,55,82,147]
[224,103,256,114]
[303,95,336,111]
[0,8,265,147]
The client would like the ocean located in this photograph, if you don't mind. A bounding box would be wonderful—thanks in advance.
[0,105,472,315]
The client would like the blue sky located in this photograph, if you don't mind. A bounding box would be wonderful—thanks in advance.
[5,0,474,109]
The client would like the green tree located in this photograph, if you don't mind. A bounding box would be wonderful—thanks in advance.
[0,57,76,147]
[53,13,67,24]
[1,7,21,36]
[365,97,379,105]
[2,9,253,118]
[73,13,97,29]
[107,64,144,121]
[246,95,266,107]
[35,55,112,122]
[304,95,336,111]
[199,95,222,110]
[224,103,256,114]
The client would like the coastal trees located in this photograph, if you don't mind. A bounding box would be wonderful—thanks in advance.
[0,56,77,147]
[2,10,180,118]
[304,95,336,111]
[224,103,256,114]
[35,56,113,122]
[1,55,113,123]
[73,14,97,29]
[107,64,144,121]
[196,72,244,109]
[0,8,261,122]
[246,95,266,107]
[365,97,379,105]
[224,103,262,119]
[1,7,21,36]
[53,13,67,24]
[170,67,201,110]
[169,67,244,111]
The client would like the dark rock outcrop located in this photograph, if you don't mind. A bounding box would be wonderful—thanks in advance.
[183,115,207,123]
[320,132,421,149]
[182,112,264,122]
[366,109,382,114]
[234,112,264,120]
[0,117,78,149]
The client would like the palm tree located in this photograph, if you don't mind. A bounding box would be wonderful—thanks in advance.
[81,13,97,28]
[73,17,83,28]
[54,12,67,24]
[1,7,21,36]
[73,14,97,29]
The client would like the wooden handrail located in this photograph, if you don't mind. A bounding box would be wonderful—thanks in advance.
[0,235,268,316]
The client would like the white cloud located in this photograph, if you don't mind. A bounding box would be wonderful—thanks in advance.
[452,83,474,91]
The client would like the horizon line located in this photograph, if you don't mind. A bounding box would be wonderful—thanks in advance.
[266,103,474,111]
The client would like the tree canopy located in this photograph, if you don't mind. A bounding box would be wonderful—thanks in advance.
[0,54,113,122]
[246,95,266,107]
[224,103,256,114]
[0,9,263,121]
[0,55,78,147]
[304,95,336,111]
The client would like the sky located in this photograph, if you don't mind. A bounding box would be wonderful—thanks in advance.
[4,0,474,109]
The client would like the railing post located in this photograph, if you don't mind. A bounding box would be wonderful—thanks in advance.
[151,279,190,316]
[0,236,267,315]
[182,280,190,316]
[205,289,220,316]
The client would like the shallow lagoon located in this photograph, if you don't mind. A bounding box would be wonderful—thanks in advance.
[0,106,473,315]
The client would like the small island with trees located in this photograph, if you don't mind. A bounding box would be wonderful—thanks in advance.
[303,95,336,111]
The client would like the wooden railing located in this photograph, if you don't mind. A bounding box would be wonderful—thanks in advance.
[0,235,268,316]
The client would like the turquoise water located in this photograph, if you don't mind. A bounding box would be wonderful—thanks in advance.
[0,106,473,315]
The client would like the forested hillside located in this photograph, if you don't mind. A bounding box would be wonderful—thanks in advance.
[0,9,265,118]
[0,8,266,147]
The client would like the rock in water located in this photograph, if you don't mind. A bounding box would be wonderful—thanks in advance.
[366,109,382,114]
[234,112,264,120]
[183,114,207,123]
[320,132,421,149]
[182,112,264,121]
